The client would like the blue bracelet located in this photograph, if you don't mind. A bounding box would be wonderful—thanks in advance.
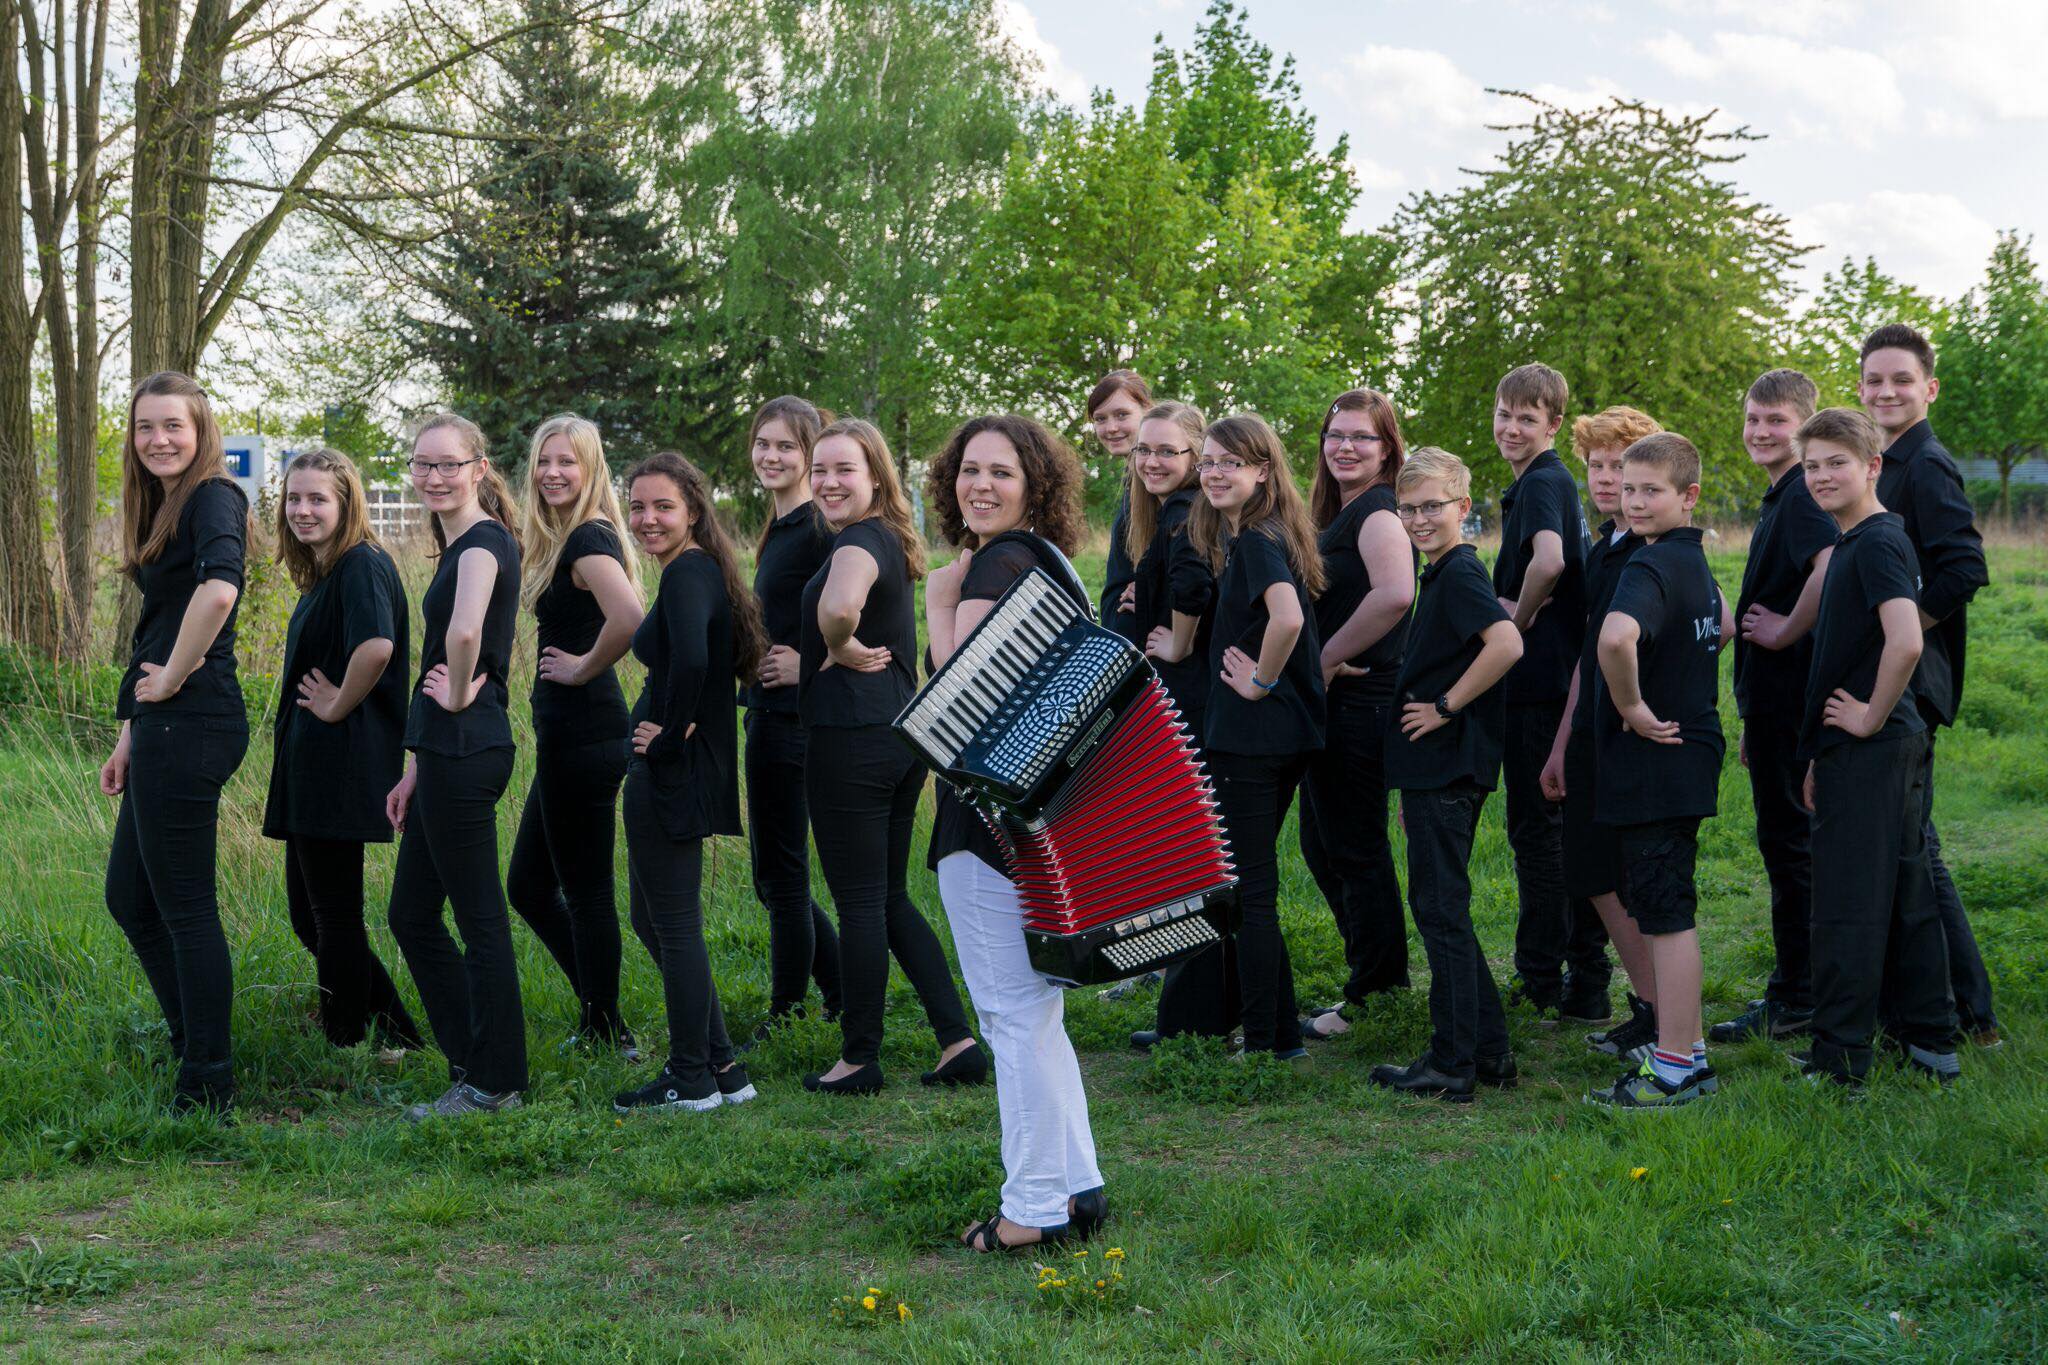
[1252,673,1279,692]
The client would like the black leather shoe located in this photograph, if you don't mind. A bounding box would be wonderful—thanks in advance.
[1129,1030,1161,1053]
[921,1040,990,1087]
[1368,1056,1476,1102]
[1475,1053,1519,1089]
[1557,982,1612,1025]
[1068,1187,1108,1241]
[802,1062,883,1095]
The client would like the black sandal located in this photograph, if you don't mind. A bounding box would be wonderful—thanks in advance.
[961,1215,1071,1253]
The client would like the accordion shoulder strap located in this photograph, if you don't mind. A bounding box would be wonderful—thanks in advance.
[981,530,1093,622]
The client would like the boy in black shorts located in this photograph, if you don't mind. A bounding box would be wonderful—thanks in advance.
[1369,448,1525,1102]
[1793,406,1959,1086]
[1585,434,1728,1110]
[1714,369,1840,1044]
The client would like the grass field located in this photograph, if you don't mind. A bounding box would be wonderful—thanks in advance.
[1,539,2044,1361]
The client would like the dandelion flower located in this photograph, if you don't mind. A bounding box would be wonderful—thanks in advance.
[1629,1167,1649,1180]
[1105,1248,1125,1260]
[897,1303,912,1322]
[862,1295,877,1311]
[1096,1279,1106,1288]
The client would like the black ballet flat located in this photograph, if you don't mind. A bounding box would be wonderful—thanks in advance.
[961,1214,1072,1254]
[802,1062,884,1095]
[1068,1187,1108,1241]
[920,1040,989,1088]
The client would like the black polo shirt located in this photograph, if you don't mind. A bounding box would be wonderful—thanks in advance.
[1130,489,1215,729]
[798,517,920,729]
[530,519,631,748]
[1732,466,1838,721]
[118,478,248,720]
[1570,520,1641,733]
[1491,449,1588,706]
[1875,419,1988,727]
[1204,521,1325,758]
[1384,543,1510,792]
[746,501,834,713]
[1314,483,1415,707]
[630,549,742,840]
[264,541,408,843]
[1799,512,1926,760]
[404,518,522,756]
[1592,528,1724,825]
[1101,488,1139,644]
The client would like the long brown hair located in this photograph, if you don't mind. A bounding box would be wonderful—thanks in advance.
[749,396,831,555]
[1124,401,1205,564]
[925,414,1086,554]
[623,452,768,685]
[121,371,237,575]
[275,447,377,592]
[814,418,926,580]
[413,412,522,556]
[1309,388,1406,528]
[518,414,639,610]
[1188,413,1326,595]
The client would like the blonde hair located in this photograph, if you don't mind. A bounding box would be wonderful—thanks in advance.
[276,448,377,592]
[1396,446,1473,502]
[749,396,831,556]
[1748,368,1820,421]
[1571,406,1663,462]
[1186,414,1326,596]
[413,412,523,556]
[518,414,639,610]
[814,418,926,580]
[1796,407,1882,463]
[1123,401,1205,565]
[1622,432,1702,489]
[121,371,240,575]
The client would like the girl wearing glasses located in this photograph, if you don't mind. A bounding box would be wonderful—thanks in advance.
[385,414,530,1121]
[1298,390,1418,1041]
[506,415,645,1058]
[1187,415,1327,1063]
[1088,369,1153,643]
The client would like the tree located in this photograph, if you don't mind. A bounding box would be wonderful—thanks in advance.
[1395,94,1809,514]
[1939,232,2048,511]
[1797,256,1950,408]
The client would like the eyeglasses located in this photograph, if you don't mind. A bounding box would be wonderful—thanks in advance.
[1323,431,1385,449]
[408,456,482,479]
[1395,499,1456,521]
[1131,445,1192,461]
[1195,457,1249,474]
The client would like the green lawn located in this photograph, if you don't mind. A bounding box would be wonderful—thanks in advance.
[1,543,2044,1361]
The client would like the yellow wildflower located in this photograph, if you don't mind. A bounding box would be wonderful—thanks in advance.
[896,1303,912,1322]
[1629,1167,1649,1180]
[1095,1279,1106,1288]
[861,1295,877,1311]
[1104,1248,1125,1260]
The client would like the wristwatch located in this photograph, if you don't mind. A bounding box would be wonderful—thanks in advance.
[1434,694,1458,720]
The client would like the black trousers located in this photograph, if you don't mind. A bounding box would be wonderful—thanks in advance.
[284,835,421,1049]
[804,724,972,1067]
[1920,735,1997,1031]
[1745,714,1815,1011]
[1504,699,1609,998]
[1401,783,1509,1079]
[105,713,249,1095]
[506,736,629,1041]
[1212,749,1306,1055]
[387,746,528,1094]
[744,709,844,1017]
[623,771,734,1087]
[1810,731,1956,1078]
[1298,694,1408,1001]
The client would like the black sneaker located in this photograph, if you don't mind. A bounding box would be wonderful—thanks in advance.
[1368,1056,1475,1103]
[1584,1060,1711,1111]
[1587,993,1657,1060]
[714,1062,758,1105]
[1897,1046,1961,1085]
[613,1072,721,1114]
[1708,998,1812,1044]
[1129,1030,1161,1053]
[1557,981,1613,1025]
[405,1082,525,1123]
[1100,970,1165,1002]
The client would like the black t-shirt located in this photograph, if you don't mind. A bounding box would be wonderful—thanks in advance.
[1800,512,1926,760]
[1733,467,1838,721]
[1592,529,1724,824]
[1570,521,1642,733]
[1131,490,1216,729]
[1101,488,1139,644]
[1385,544,1510,791]
[404,518,522,756]
[1875,420,1988,728]
[530,519,631,748]
[1205,521,1326,757]
[747,501,835,713]
[798,518,920,728]
[1314,483,1415,706]
[1491,450,1588,706]
[630,549,742,840]
[264,541,408,842]
[118,478,248,720]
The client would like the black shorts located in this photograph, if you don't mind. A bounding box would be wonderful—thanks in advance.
[1561,729,1620,900]
[1618,816,1703,935]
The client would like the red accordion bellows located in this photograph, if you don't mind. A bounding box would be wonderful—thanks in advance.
[998,679,1234,935]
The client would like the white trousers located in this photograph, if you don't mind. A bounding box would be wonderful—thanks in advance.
[937,852,1103,1228]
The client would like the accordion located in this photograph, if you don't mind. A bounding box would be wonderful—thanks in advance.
[896,566,1239,986]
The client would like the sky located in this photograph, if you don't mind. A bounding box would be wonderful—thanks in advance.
[997,0,2048,302]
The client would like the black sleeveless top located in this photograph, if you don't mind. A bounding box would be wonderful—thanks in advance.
[530,520,631,748]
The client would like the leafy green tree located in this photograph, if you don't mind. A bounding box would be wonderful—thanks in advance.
[1395,95,1808,515]
[1938,232,2048,511]
[1797,256,1950,408]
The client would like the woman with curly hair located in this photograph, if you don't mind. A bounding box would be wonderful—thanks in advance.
[924,414,1105,1253]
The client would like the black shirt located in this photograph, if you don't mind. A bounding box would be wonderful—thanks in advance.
[404,518,522,756]
[1800,512,1926,760]
[798,517,920,728]
[630,549,742,840]
[264,541,408,842]
[1385,544,1510,791]
[1314,483,1415,706]
[1875,419,1988,727]
[1204,522,1325,757]
[1732,466,1838,721]
[1102,488,1139,643]
[1130,489,1215,730]
[118,478,248,720]
[1571,521,1641,733]
[1593,528,1724,824]
[1491,449,1588,706]
[747,501,834,713]
[530,519,631,748]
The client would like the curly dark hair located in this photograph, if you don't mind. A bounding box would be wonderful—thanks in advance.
[925,414,1086,554]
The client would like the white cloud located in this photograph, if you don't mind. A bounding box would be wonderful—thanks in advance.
[1909,1,2048,120]
[1661,0,1836,39]
[1328,46,1493,137]
[1347,155,1405,192]
[1795,191,1999,299]
[1642,31,1906,147]
[995,1,1092,107]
